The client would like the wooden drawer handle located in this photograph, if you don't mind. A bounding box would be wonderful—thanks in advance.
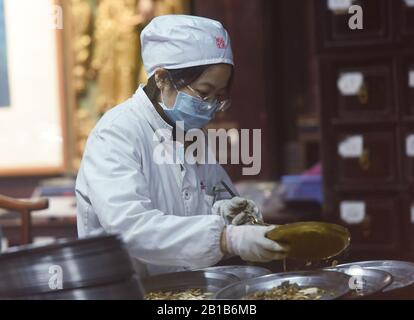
[359,149,371,170]
[358,82,369,105]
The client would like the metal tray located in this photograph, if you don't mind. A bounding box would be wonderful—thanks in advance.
[196,265,272,281]
[214,270,351,300]
[142,271,239,299]
[325,265,393,298]
[332,260,414,292]
[12,276,144,300]
[0,235,137,297]
[266,222,350,260]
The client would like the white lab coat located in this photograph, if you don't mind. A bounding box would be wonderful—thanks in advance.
[75,85,235,278]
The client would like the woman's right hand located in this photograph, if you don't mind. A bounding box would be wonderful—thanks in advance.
[221,225,287,262]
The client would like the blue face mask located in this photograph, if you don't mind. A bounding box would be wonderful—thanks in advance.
[159,90,216,131]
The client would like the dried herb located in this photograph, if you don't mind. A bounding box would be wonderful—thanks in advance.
[243,281,330,300]
[145,288,213,300]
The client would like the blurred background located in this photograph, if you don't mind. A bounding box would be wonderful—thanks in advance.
[0,0,414,264]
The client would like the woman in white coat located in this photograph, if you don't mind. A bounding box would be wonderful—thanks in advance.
[75,15,286,278]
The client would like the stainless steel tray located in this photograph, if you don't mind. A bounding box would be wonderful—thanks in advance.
[332,260,414,292]
[214,270,351,300]
[142,271,239,299]
[15,276,143,300]
[196,265,272,281]
[325,266,393,298]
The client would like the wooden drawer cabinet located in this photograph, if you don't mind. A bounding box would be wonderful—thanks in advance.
[334,130,397,185]
[400,59,414,116]
[399,0,414,39]
[316,0,392,49]
[321,58,395,120]
[409,65,414,116]
[311,0,414,259]
[336,196,400,250]
[401,127,414,182]
[404,198,414,251]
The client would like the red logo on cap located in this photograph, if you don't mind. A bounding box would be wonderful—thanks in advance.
[215,37,226,49]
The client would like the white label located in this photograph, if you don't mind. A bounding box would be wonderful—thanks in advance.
[328,0,352,11]
[1,238,8,252]
[404,0,414,7]
[411,206,414,224]
[340,201,366,224]
[406,135,414,157]
[337,72,364,96]
[409,70,414,88]
[338,135,363,158]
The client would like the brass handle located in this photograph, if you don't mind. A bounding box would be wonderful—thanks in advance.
[361,216,372,239]
[357,82,369,105]
[359,149,371,171]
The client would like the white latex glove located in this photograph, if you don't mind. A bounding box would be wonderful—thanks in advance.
[212,197,264,225]
[223,225,287,262]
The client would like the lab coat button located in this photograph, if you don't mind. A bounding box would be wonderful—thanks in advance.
[183,189,191,200]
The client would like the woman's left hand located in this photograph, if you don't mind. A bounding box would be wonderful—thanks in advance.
[212,197,264,225]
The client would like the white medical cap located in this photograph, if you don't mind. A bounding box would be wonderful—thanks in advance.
[141,15,234,78]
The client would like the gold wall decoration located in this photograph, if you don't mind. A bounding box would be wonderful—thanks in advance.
[153,0,190,16]
[91,0,190,114]
[69,0,190,168]
[71,0,92,95]
[67,0,94,169]
[92,0,141,114]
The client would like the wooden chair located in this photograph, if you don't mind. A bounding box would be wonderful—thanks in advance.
[0,194,49,245]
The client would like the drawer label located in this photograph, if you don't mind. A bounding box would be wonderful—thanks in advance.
[1,238,8,252]
[404,0,414,7]
[337,72,364,96]
[409,70,414,88]
[338,135,363,158]
[406,135,414,157]
[340,201,366,224]
[328,0,353,11]
[411,206,414,224]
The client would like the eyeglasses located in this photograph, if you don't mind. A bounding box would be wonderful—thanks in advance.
[186,85,231,113]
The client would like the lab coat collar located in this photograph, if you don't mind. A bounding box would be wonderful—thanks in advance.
[132,85,173,141]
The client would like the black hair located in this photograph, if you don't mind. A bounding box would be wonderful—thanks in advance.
[143,64,234,105]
